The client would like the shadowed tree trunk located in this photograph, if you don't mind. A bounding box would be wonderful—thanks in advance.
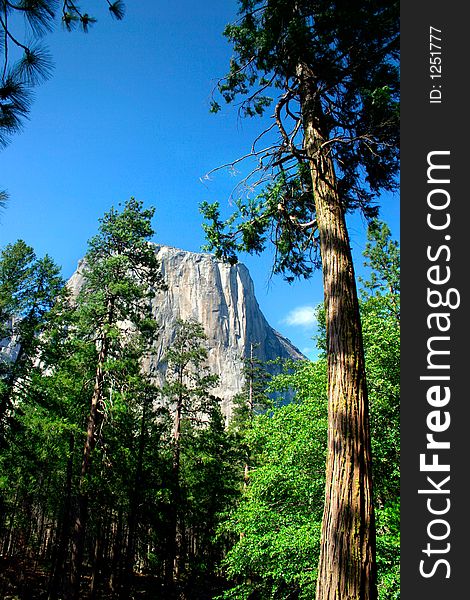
[299,64,376,600]
[69,334,108,600]
[167,368,183,588]
[120,397,149,599]
[48,434,75,600]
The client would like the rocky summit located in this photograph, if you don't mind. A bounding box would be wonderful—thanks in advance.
[68,245,304,418]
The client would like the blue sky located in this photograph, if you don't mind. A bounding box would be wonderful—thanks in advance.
[0,1,399,360]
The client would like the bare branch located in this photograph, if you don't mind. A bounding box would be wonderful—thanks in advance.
[290,217,317,231]
[274,91,304,160]
[250,120,277,154]
[202,143,280,181]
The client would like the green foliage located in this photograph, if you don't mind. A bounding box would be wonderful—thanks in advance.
[76,197,163,350]
[162,318,220,420]
[0,239,63,328]
[0,1,125,149]
[0,206,243,598]
[219,359,327,599]
[159,318,240,590]
[376,499,400,600]
[360,221,400,506]
[201,165,322,282]
[219,222,400,599]
[204,0,399,281]
[360,220,400,320]
[0,239,64,444]
[180,405,240,579]
[71,197,164,477]
[0,210,400,599]
[361,222,400,600]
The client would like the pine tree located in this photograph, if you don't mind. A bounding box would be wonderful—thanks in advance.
[160,319,220,588]
[202,2,399,598]
[0,0,125,148]
[231,343,271,425]
[360,221,400,321]
[67,197,164,599]
[230,342,271,495]
[0,240,64,446]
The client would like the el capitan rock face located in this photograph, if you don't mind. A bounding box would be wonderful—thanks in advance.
[69,245,304,417]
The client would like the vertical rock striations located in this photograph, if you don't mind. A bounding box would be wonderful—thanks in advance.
[68,245,304,417]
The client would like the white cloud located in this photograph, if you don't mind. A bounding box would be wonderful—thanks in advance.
[282,306,317,328]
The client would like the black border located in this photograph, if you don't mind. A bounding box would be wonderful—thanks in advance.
[401,2,469,597]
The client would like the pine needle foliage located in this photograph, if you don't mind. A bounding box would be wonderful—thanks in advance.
[0,0,125,148]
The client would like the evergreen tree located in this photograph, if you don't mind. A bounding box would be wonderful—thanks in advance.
[0,239,64,445]
[231,342,271,426]
[160,318,220,588]
[67,197,164,599]
[181,403,240,596]
[116,380,162,597]
[0,242,72,597]
[220,222,400,599]
[0,0,125,148]
[202,2,399,597]
[229,342,271,495]
[360,221,400,320]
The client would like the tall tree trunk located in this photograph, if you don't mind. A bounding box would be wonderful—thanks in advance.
[166,375,183,588]
[90,515,104,600]
[299,66,377,600]
[109,506,124,596]
[69,336,108,600]
[120,399,148,599]
[48,434,75,600]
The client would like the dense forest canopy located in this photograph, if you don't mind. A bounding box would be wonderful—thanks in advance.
[0,207,400,599]
[1,2,399,599]
[202,1,399,598]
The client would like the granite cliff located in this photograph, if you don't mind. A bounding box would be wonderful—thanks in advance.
[68,245,304,417]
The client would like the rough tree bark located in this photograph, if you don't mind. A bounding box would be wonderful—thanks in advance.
[299,65,377,600]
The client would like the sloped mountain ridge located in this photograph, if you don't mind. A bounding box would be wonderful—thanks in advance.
[68,245,304,418]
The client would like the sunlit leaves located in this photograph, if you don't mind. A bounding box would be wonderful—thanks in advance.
[219,360,327,599]
[61,10,79,31]
[208,0,399,285]
[220,225,400,598]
